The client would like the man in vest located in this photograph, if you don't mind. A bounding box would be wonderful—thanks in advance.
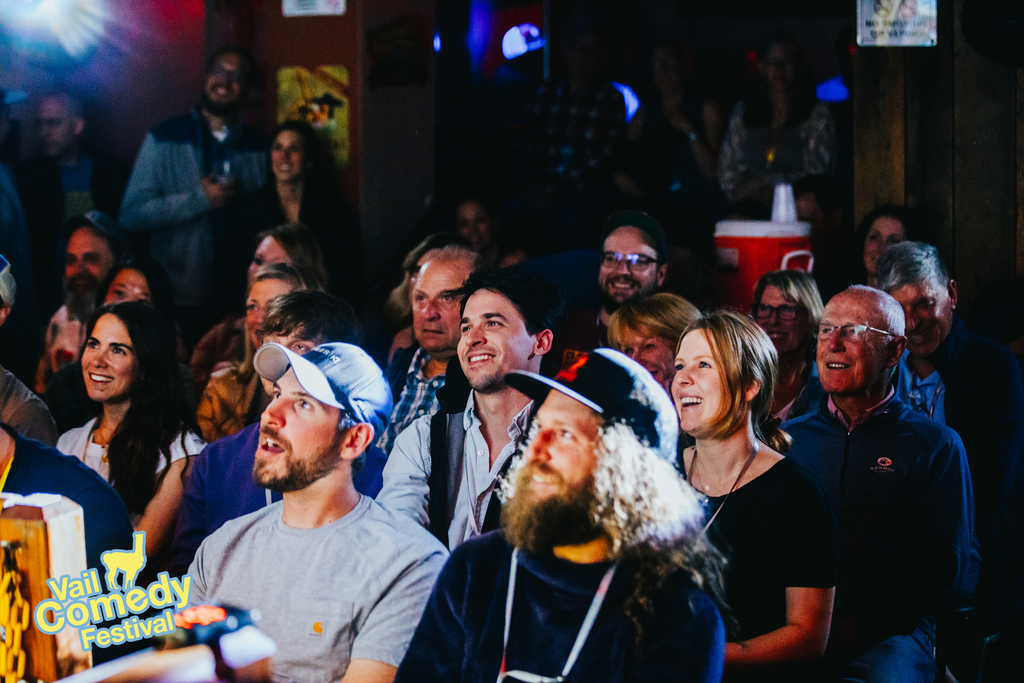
[377,269,565,549]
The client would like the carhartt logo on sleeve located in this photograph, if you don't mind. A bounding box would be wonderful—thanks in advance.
[308,620,325,637]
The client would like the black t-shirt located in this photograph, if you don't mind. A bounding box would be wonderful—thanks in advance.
[702,457,838,641]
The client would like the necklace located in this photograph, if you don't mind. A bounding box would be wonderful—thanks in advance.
[687,442,758,534]
[91,422,117,463]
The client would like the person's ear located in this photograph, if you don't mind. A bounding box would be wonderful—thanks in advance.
[885,335,907,368]
[0,303,9,328]
[532,329,554,357]
[73,118,85,138]
[656,262,668,287]
[947,279,958,310]
[744,379,762,403]
[340,423,374,460]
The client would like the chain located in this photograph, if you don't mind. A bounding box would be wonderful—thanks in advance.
[0,542,28,683]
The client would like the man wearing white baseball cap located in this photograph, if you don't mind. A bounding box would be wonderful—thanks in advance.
[189,342,447,683]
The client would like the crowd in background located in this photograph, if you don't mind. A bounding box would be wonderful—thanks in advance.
[0,20,1021,683]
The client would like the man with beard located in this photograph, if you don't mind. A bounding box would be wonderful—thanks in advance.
[14,91,130,320]
[35,214,121,394]
[378,269,565,549]
[395,349,726,682]
[120,46,267,348]
[189,341,447,683]
[551,210,668,370]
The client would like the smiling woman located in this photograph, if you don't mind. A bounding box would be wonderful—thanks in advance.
[56,302,204,566]
[673,310,837,680]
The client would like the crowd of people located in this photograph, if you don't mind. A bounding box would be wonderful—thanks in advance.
[0,28,1021,683]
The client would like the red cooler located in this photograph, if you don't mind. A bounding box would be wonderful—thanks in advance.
[714,220,813,312]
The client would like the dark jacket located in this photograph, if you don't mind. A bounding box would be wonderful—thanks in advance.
[930,314,1024,624]
[14,148,130,319]
[784,395,977,644]
[232,182,362,306]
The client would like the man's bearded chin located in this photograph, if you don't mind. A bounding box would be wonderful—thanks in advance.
[598,277,642,314]
[201,91,241,118]
[501,463,604,554]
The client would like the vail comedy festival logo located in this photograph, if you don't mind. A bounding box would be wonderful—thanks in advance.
[33,531,191,651]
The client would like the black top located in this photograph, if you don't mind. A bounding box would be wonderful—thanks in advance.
[697,458,838,641]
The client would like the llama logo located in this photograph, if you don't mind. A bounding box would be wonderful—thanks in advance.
[100,531,148,591]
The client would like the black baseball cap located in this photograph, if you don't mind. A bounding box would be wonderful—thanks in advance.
[602,210,668,262]
[506,348,678,462]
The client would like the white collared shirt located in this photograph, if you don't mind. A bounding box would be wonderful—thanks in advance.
[377,393,533,550]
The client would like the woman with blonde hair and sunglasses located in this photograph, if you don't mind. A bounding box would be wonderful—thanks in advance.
[673,309,837,681]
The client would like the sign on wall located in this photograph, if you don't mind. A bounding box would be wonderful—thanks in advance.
[857,0,938,46]
[283,0,346,17]
[277,66,351,168]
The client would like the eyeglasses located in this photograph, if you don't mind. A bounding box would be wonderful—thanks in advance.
[817,324,895,342]
[601,251,658,270]
[753,303,803,320]
[209,66,243,85]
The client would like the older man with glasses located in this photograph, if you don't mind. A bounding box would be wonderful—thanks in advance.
[876,243,1024,638]
[783,285,978,683]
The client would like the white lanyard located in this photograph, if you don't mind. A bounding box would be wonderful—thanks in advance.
[497,548,618,683]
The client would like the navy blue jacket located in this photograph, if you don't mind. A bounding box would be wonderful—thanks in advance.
[166,422,387,576]
[930,314,1024,624]
[783,396,977,644]
[396,531,725,683]
[4,425,133,573]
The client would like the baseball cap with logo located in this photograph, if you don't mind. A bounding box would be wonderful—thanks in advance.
[506,348,678,462]
[253,342,393,440]
[0,253,15,307]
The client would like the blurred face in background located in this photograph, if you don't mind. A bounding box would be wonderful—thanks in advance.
[248,237,292,283]
[38,95,83,162]
[615,325,677,394]
[271,129,306,185]
[65,227,115,295]
[104,269,152,306]
[862,217,907,279]
[246,278,297,349]
[412,259,472,360]
[753,285,811,359]
[455,200,494,253]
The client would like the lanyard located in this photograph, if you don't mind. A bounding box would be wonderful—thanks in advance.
[0,457,12,493]
[497,548,618,683]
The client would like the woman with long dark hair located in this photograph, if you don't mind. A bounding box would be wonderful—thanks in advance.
[56,301,203,558]
[673,310,837,680]
[718,33,835,204]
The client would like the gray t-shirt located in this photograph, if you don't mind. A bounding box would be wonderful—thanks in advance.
[0,366,58,446]
[188,496,447,683]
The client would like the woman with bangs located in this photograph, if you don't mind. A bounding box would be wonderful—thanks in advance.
[673,310,837,681]
[751,270,824,421]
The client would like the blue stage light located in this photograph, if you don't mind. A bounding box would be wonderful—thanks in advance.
[611,82,641,123]
[502,23,543,61]
[0,0,107,59]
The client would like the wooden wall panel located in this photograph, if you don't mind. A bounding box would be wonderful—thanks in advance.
[951,2,1017,310]
[854,48,906,227]
[904,0,954,261]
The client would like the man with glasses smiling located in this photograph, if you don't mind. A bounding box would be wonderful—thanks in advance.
[783,286,977,682]
[553,210,667,369]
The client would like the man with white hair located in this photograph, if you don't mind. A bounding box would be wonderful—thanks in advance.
[395,349,726,682]
[877,241,1024,633]
[784,286,977,682]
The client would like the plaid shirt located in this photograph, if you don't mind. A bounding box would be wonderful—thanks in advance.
[523,81,626,191]
[377,347,445,455]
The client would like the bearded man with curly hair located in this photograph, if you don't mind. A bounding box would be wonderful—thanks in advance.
[395,348,729,683]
